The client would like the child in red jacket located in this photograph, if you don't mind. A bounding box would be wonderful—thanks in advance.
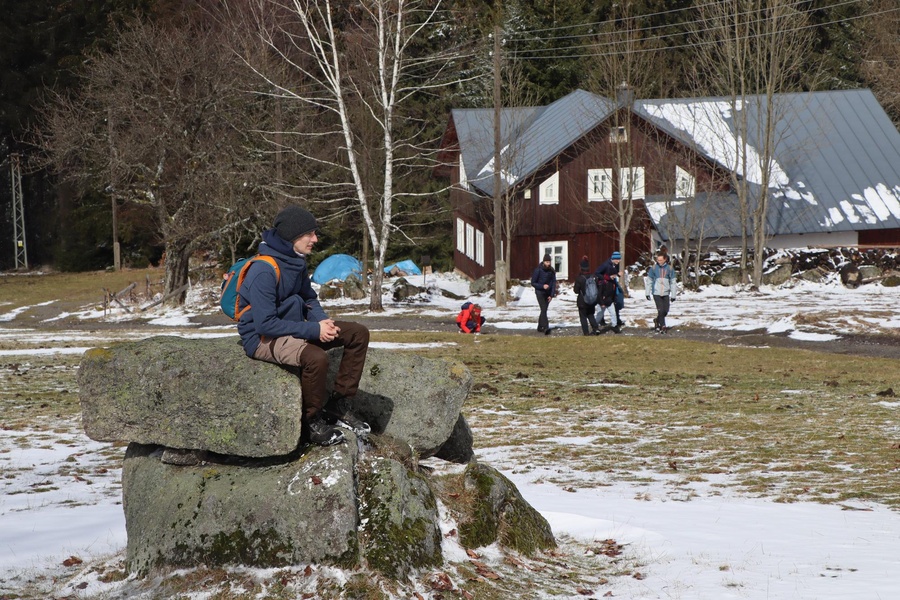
[456,302,485,333]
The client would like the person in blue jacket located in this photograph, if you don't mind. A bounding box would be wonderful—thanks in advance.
[531,254,557,334]
[646,250,678,333]
[237,205,370,446]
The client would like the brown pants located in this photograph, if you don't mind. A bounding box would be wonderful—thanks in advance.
[252,321,369,420]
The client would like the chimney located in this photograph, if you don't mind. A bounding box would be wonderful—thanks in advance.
[616,82,634,108]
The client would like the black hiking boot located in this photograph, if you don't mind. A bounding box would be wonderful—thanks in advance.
[612,325,622,334]
[307,414,346,446]
[323,392,371,436]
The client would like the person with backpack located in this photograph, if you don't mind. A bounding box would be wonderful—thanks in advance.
[597,274,621,333]
[646,250,678,333]
[531,254,557,334]
[456,302,485,333]
[236,205,371,447]
[594,251,623,328]
[573,257,600,336]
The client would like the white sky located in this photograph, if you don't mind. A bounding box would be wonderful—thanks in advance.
[1,268,899,598]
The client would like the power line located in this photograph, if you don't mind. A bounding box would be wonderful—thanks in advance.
[506,3,896,61]
[504,0,725,38]
[506,0,863,51]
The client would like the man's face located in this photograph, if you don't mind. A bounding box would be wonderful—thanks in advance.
[612,259,620,266]
[292,231,318,255]
[543,260,551,267]
[656,255,666,265]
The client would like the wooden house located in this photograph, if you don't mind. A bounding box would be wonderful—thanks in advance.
[436,88,900,282]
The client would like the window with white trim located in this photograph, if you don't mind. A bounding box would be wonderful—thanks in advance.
[675,165,695,198]
[456,218,465,253]
[539,241,569,279]
[465,223,475,260]
[539,171,559,205]
[619,166,645,200]
[587,168,613,202]
[609,126,627,143]
[475,230,484,266]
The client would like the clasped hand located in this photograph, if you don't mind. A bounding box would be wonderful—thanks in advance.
[318,319,341,342]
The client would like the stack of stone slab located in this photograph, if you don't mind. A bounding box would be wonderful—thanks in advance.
[79,336,488,576]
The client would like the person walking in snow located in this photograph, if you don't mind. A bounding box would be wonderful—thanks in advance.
[531,254,557,334]
[574,257,600,335]
[646,250,677,333]
[594,251,623,327]
[237,205,371,447]
[597,274,621,333]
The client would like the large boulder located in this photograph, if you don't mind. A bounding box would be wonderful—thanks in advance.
[80,337,472,459]
[123,439,446,577]
[762,262,792,286]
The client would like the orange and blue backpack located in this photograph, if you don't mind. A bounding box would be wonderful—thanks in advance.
[220,255,281,321]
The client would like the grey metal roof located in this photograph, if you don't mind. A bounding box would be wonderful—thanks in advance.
[451,88,900,238]
[452,90,617,196]
[636,89,900,236]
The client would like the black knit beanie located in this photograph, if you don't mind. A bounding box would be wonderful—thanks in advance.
[580,256,590,272]
[274,205,318,242]
[542,253,552,263]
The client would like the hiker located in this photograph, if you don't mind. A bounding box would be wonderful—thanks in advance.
[531,254,557,334]
[237,205,371,446]
[646,250,678,333]
[594,251,623,327]
[597,274,621,333]
[456,302,485,333]
[574,256,600,336]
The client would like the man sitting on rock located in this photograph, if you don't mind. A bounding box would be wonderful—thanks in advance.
[237,205,371,446]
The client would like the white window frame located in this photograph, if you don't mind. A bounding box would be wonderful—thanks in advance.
[475,229,484,266]
[675,165,696,198]
[456,218,465,253]
[587,168,613,202]
[539,171,559,205]
[609,126,628,143]
[619,166,645,200]
[539,241,569,280]
[465,223,475,260]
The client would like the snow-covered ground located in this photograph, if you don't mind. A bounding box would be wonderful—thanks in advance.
[1,269,899,598]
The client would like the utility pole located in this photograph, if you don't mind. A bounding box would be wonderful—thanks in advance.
[108,108,121,270]
[492,0,509,306]
[10,153,28,270]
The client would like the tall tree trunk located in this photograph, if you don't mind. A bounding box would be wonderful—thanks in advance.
[163,241,191,304]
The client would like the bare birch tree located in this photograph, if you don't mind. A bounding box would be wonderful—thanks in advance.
[251,0,463,311]
[692,0,814,289]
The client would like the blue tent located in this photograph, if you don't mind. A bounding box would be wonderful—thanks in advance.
[384,259,422,276]
[311,254,363,284]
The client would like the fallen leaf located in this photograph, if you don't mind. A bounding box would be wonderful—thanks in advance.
[633,572,645,580]
[445,528,457,538]
[462,591,474,600]
[603,591,614,597]
[466,549,480,559]
[310,475,322,485]
[62,556,83,567]
[76,581,89,589]
[576,587,593,595]
[430,572,454,591]
[304,565,313,577]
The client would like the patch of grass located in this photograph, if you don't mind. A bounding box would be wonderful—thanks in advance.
[0,267,163,315]
[372,330,900,508]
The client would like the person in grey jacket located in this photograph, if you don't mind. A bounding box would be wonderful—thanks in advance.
[646,251,677,333]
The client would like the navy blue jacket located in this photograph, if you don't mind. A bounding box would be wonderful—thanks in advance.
[237,229,329,357]
[531,264,557,296]
[594,258,620,280]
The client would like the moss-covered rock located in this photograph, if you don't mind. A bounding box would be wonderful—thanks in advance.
[456,462,555,556]
[357,455,442,578]
[122,441,360,575]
